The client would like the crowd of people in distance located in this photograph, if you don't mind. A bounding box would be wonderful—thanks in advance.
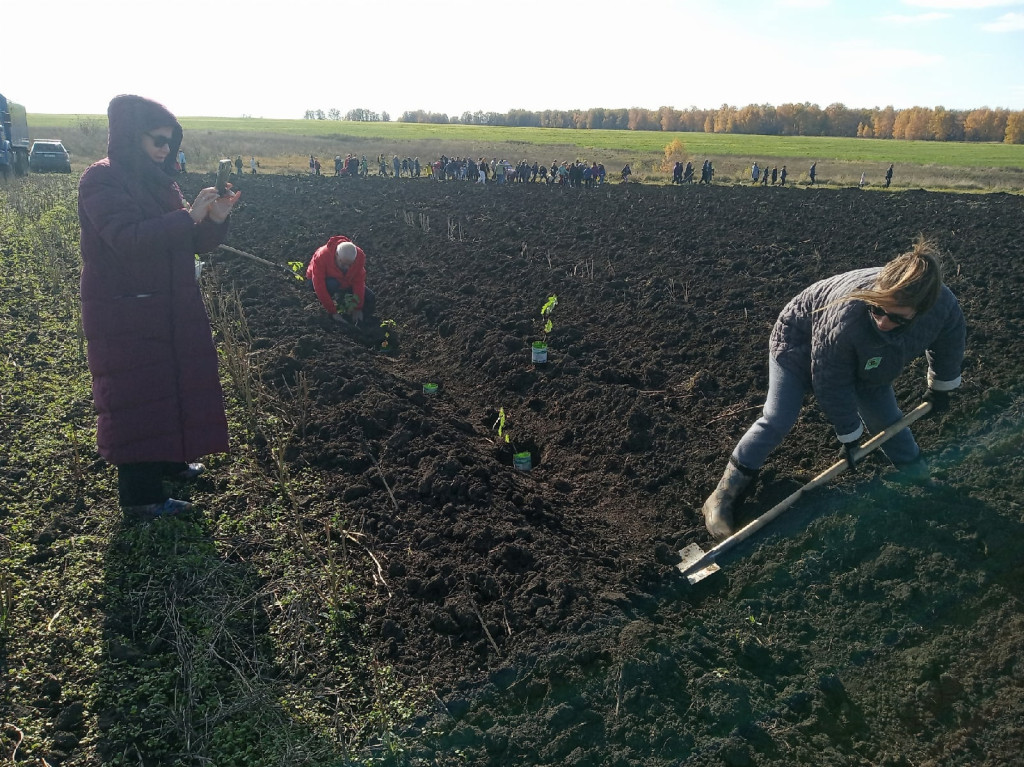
[303,153,894,190]
[176,148,895,192]
[303,153,616,187]
[670,159,721,185]
[750,162,789,186]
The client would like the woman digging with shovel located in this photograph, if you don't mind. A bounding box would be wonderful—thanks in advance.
[702,237,966,541]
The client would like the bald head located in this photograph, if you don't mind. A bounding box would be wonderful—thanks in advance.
[335,241,357,270]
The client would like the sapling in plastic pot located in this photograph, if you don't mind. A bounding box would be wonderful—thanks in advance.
[532,294,558,364]
[493,407,532,470]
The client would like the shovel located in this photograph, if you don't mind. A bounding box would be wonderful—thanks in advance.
[677,401,932,585]
[217,244,304,280]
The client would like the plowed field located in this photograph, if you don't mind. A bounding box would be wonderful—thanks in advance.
[189,173,1024,766]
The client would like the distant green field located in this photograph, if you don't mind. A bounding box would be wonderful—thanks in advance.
[31,114,1024,169]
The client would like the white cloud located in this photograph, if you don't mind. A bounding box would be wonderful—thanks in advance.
[981,10,1024,27]
[902,0,1024,9]
[880,12,951,22]
[775,0,831,7]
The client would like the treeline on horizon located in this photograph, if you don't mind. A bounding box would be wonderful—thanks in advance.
[305,103,1024,144]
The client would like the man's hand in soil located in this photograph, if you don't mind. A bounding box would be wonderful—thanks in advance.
[350,310,363,326]
[331,313,347,324]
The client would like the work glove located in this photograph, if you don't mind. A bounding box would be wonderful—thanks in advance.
[922,388,951,417]
[841,441,859,472]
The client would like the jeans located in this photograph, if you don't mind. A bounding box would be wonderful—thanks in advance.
[732,356,920,470]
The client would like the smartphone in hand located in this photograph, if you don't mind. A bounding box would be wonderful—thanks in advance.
[216,159,232,196]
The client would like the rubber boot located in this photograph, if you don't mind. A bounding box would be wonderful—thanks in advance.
[702,458,756,541]
[890,454,935,486]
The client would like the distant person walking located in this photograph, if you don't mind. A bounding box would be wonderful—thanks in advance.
[770,166,778,186]
[751,162,760,183]
[860,172,867,188]
[885,164,894,188]
[234,155,243,176]
[779,166,788,186]
[809,162,816,185]
[177,148,186,173]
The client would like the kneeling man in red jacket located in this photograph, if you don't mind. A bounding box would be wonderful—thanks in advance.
[306,235,376,324]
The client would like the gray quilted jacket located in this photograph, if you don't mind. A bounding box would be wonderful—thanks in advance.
[769,268,965,441]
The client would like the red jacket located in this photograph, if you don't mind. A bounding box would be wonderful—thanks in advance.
[306,235,367,313]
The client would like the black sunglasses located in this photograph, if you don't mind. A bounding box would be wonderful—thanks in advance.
[145,132,172,148]
[867,304,914,326]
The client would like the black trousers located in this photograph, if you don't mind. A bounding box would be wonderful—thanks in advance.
[117,462,187,506]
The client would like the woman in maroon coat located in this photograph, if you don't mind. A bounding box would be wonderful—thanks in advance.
[78,95,241,518]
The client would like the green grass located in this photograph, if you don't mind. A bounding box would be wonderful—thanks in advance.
[0,176,423,766]
[32,113,1024,170]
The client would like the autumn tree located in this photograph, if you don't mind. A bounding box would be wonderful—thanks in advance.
[627,108,658,130]
[930,107,964,141]
[1005,111,1024,144]
[824,103,861,137]
[964,108,1007,142]
[871,106,897,139]
[662,138,687,171]
[659,107,681,132]
[893,106,933,140]
[713,104,735,133]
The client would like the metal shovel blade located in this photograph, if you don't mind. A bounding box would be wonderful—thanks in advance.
[676,543,719,583]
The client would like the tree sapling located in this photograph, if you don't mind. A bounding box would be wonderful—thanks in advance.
[493,407,532,470]
[532,294,558,363]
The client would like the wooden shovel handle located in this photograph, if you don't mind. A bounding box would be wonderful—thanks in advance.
[218,244,300,278]
[701,400,933,558]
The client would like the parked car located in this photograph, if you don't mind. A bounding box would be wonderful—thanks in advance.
[29,140,72,173]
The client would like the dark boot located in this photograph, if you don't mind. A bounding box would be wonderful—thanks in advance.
[889,455,935,486]
[702,458,756,541]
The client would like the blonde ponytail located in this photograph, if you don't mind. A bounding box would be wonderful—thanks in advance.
[847,236,943,314]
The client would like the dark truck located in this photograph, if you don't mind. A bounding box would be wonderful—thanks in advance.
[1,92,31,177]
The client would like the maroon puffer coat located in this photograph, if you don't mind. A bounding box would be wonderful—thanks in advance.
[78,95,229,465]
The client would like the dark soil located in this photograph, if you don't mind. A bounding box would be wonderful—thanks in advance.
[191,173,1024,766]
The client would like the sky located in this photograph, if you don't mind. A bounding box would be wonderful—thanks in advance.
[6,0,1024,120]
